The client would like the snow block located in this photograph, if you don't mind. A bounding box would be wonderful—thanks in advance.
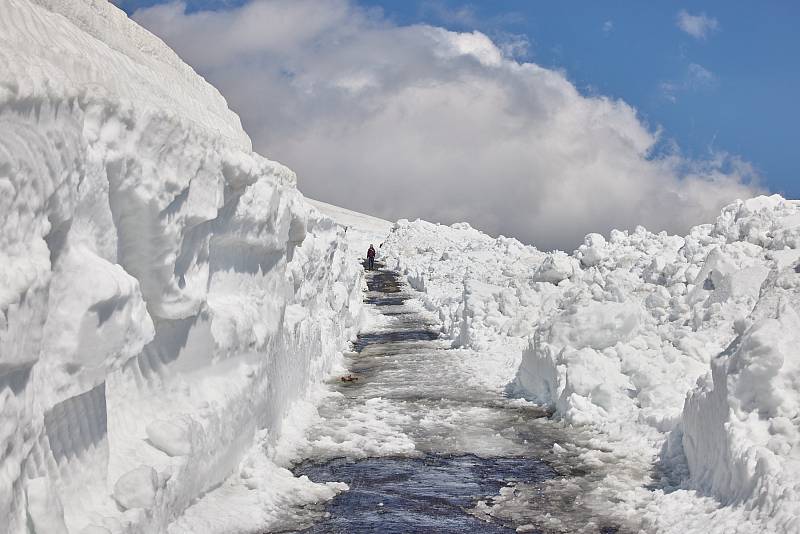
[113,466,158,510]
[577,233,607,267]
[146,417,197,457]
[533,251,579,284]
[25,478,69,534]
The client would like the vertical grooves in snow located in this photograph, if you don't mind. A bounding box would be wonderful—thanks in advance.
[0,1,363,533]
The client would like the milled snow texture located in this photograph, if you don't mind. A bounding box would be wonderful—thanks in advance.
[0,1,362,533]
[382,196,800,533]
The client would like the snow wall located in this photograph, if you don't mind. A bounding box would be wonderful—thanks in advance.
[0,1,363,533]
[382,196,800,532]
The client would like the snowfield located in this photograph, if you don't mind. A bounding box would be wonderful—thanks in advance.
[2,0,800,533]
[1,1,363,533]
[382,195,800,532]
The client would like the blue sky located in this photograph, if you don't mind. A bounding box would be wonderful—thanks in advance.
[435,1,798,194]
[119,0,798,200]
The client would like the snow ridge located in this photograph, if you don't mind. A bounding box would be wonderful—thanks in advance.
[1,1,361,533]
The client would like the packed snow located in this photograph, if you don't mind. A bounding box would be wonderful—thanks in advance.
[381,195,800,532]
[2,0,800,533]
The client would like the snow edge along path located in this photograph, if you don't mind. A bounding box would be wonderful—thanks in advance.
[0,1,368,533]
[381,199,800,533]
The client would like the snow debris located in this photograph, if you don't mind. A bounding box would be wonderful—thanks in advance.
[383,195,800,532]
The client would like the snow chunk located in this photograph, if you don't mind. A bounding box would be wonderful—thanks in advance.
[577,233,607,267]
[113,466,158,510]
[25,478,68,534]
[714,195,800,248]
[146,417,198,457]
[549,300,641,351]
[533,251,579,284]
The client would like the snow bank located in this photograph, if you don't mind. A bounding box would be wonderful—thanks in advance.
[680,200,800,532]
[383,196,800,531]
[0,1,361,533]
[382,219,553,351]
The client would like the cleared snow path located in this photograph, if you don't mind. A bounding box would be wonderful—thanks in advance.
[278,266,629,533]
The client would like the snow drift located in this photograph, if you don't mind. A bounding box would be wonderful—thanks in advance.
[0,1,362,533]
[382,196,800,532]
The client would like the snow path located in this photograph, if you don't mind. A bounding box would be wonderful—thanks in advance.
[279,266,631,533]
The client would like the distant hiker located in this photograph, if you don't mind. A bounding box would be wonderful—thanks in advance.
[367,244,376,270]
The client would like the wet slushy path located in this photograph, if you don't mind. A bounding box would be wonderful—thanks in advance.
[279,266,626,533]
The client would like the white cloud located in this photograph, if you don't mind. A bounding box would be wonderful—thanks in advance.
[676,10,719,39]
[420,1,478,27]
[603,20,614,35]
[495,32,530,59]
[419,1,524,30]
[134,0,758,250]
[687,63,717,87]
[660,62,718,102]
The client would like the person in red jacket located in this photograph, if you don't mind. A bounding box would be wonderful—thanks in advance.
[367,244,376,270]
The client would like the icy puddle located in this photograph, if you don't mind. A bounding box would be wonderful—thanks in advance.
[278,267,628,533]
[294,455,553,533]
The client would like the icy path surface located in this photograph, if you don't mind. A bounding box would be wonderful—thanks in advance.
[279,266,629,533]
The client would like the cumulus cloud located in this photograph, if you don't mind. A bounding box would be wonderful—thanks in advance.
[676,10,719,39]
[603,20,614,35]
[133,0,757,250]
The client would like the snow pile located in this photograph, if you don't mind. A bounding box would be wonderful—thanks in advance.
[1,1,361,533]
[382,219,553,352]
[383,196,800,531]
[680,201,800,531]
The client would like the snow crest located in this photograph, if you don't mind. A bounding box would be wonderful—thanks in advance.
[0,2,361,533]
